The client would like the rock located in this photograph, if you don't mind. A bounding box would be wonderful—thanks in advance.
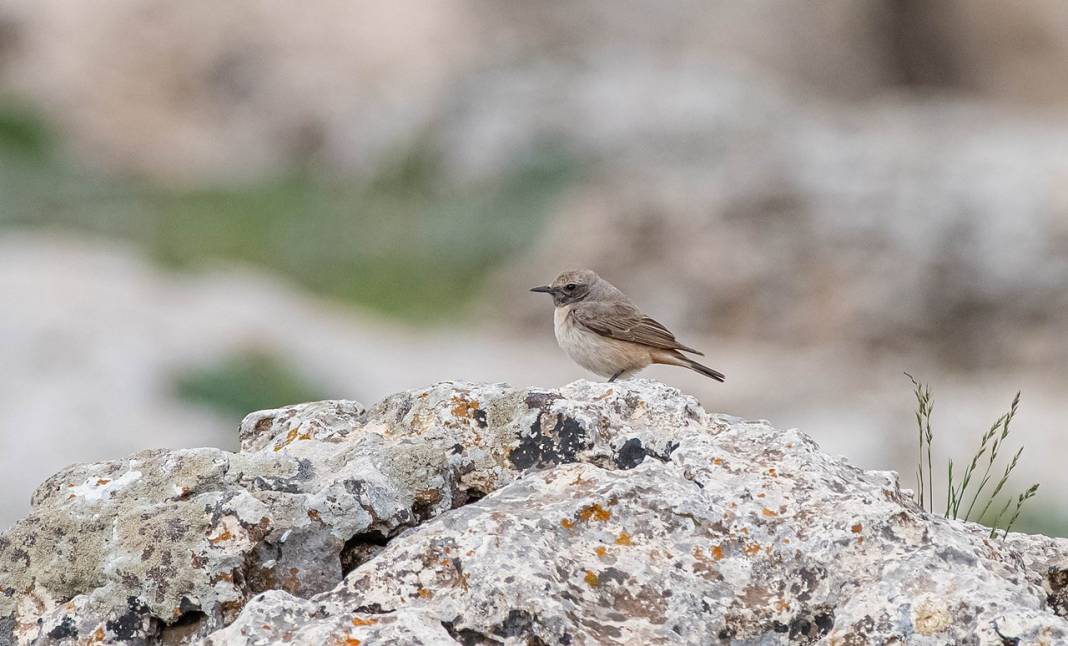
[0,380,700,644]
[1,380,1066,645]
[0,0,474,182]
[10,0,1068,183]
[0,232,579,531]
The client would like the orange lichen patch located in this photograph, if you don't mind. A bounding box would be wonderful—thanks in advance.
[90,626,105,643]
[307,509,321,521]
[450,397,481,419]
[776,598,790,612]
[343,639,361,646]
[615,531,632,546]
[762,507,778,517]
[595,546,607,558]
[96,479,110,486]
[744,543,761,556]
[712,458,722,466]
[767,467,778,477]
[851,523,863,534]
[273,427,312,452]
[561,518,574,529]
[711,545,724,560]
[351,617,378,627]
[584,570,600,587]
[417,587,432,599]
[209,528,233,544]
[578,503,611,522]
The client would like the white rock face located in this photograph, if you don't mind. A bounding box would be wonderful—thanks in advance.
[1,380,1065,645]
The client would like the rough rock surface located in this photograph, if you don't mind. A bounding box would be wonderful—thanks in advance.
[1,380,1066,645]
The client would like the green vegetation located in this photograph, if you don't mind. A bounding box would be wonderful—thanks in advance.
[174,350,328,420]
[0,104,577,320]
[0,100,54,159]
[1010,507,1068,538]
[908,374,1040,538]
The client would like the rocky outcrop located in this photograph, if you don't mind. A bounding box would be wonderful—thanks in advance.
[2,380,1066,644]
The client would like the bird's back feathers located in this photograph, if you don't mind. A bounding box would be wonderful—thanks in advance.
[569,301,704,355]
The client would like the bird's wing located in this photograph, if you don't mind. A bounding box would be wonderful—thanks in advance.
[570,301,704,355]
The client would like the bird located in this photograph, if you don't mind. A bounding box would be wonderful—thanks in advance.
[531,269,725,383]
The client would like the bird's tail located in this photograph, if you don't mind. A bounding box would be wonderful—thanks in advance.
[685,358,726,382]
[654,350,726,382]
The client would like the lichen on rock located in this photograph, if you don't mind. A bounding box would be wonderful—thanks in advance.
[1,379,1066,644]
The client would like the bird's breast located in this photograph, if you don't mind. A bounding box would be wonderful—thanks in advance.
[553,306,649,377]
[553,306,581,348]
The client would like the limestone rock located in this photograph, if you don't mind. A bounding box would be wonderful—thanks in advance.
[1,380,1065,644]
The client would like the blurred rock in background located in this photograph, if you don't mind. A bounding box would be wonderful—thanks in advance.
[0,1,1065,533]
[0,0,475,182]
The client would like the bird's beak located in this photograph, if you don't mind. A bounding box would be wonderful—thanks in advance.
[530,285,554,294]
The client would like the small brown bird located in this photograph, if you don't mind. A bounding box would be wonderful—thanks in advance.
[531,269,725,383]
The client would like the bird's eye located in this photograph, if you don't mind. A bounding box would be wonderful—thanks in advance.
[565,283,577,291]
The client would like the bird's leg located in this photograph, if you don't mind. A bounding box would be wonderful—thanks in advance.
[608,370,623,383]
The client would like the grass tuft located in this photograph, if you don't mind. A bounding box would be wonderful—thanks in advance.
[905,373,934,514]
[905,374,1038,539]
[991,483,1040,539]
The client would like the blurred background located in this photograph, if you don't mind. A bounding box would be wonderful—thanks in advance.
[1,1,1066,534]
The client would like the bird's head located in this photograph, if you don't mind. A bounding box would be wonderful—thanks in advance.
[530,269,600,306]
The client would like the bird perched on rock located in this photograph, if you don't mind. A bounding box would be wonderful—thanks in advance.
[531,269,725,383]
